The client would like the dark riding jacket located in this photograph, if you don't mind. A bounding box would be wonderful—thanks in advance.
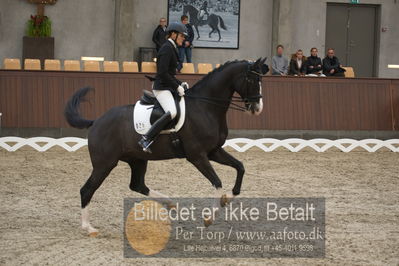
[154,40,182,91]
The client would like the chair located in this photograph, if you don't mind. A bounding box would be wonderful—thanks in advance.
[180,63,195,74]
[342,67,355,78]
[197,63,213,74]
[44,59,61,71]
[83,60,101,72]
[64,60,81,71]
[3,58,21,70]
[24,59,41,70]
[141,62,157,73]
[122,61,139,72]
[103,61,120,72]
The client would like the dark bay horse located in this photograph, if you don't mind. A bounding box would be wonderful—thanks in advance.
[183,4,227,41]
[65,58,266,236]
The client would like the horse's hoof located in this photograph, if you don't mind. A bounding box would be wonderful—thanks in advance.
[220,194,230,207]
[204,217,213,227]
[88,231,99,237]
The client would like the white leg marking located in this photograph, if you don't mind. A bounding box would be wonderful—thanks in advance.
[255,83,263,115]
[213,188,223,209]
[149,189,173,206]
[81,206,98,235]
[204,188,224,227]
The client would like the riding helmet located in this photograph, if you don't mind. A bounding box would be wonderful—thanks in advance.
[166,22,188,36]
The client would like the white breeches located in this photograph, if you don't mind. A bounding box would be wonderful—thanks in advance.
[153,89,177,119]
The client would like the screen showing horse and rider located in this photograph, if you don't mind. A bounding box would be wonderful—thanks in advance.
[168,0,240,49]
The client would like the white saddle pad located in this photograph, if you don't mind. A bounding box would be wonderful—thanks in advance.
[133,97,186,135]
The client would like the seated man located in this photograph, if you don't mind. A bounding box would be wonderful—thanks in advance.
[272,45,289,76]
[289,49,307,76]
[305,47,325,76]
[323,48,346,77]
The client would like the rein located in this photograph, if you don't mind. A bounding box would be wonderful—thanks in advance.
[184,94,249,112]
[185,66,263,112]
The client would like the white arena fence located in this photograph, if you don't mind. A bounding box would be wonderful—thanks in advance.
[1,137,399,153]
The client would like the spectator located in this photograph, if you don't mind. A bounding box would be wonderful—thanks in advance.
[305,47,325,77]
[289,49,307,76]
[178,15,195,71]
[152,18,168,52]
[323,48,346,77]
[272,45,289,76]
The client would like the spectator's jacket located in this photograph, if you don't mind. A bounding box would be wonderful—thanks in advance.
[272,55,289,75]
[305,55,323,74]
[322,56,346,75]
[179,24,195,48]
[154,40,182,91]
[152,25,167,51]
[289,54,307,75]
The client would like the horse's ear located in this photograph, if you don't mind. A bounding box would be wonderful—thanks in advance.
[260,57,267,65]
[251,58,262,70]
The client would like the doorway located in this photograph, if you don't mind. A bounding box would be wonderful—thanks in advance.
[326,3,379,77]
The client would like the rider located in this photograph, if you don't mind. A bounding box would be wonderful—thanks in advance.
[138,22,189,153]
[198,1,209,21]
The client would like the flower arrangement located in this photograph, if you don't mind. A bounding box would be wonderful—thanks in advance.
[26,15,52,37]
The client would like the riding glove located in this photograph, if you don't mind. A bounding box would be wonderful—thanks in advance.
[181,82,189,90]
[177,85,185,96]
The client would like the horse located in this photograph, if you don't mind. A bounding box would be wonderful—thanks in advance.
[183,4,227,42]
[64,58,267,236]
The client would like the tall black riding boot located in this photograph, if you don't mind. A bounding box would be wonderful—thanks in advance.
[138,112,172,153]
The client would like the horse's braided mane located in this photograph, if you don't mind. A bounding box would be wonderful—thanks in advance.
[192,60,248,89]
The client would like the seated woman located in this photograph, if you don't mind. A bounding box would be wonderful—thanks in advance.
[289,49,307,76]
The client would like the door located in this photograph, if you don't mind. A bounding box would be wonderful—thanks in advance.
[326,4,378,77]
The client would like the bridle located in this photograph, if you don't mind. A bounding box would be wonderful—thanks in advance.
[185,64,263,112]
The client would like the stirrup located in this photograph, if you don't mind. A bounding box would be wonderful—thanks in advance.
[138,138,153,153]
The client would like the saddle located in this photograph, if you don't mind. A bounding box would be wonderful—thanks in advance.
[140,90,157,105]
[139,90,181,126]
[133,84,186,135]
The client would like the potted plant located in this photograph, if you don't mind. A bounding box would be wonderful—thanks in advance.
[26,15,52,37]
[22,0,57,68]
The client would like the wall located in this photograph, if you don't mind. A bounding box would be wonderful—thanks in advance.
[275,0,399,78]
[0,0,115,62]
[129,0,274,66]
[0,0,397,78]
[1,70,398,132]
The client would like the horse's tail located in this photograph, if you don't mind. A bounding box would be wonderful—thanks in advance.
[218,16,227,30]
[64,87,95,129]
